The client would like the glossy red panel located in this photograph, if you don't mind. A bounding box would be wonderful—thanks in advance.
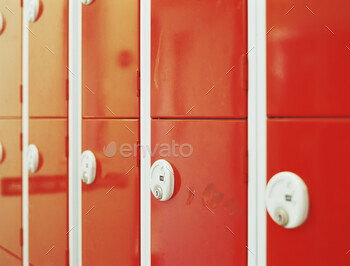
[267,119,350,266]
[82,119,140,265]
[0,119,22,261]
[0,1,22,117]
[28,119,68,265]
[28,0,68,117]
[151,120,247,265]
[267,0,350,117]
[151,0,247,118]
[82,0,139,118]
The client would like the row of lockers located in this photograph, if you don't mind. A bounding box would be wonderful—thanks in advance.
[0,0,349,266]
[1,0,349,119]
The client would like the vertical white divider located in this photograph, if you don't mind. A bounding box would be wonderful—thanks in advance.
[22,1,29,265]
[68,0,82,265]
[140,0,151,265]
[248,0,267,266]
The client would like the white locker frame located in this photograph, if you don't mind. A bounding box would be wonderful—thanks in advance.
[248,0,267,266]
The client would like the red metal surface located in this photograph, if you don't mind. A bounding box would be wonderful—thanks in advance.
[28,0,68,118]
[28,119,68,265]
[151,120,247,266]
[82,0,140,118]
[151,0,247,118]
[267,119,350,266]
[0,247,21,266]
[267,1,350,117]
[0,1,22,117]
[82,119,140,265]
[0,119,22,261]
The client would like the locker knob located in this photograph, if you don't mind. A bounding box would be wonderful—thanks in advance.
[27,0,39,23]
[27,144,39,173]
[266,171,309,229]
[81,0,94,5]
[0,142,3,163]
[0,12,4,34]
[150,160,174,201]
[80,150,96,184]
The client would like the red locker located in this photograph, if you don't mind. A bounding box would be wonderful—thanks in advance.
[267,119,350,266]
[82,0,140,118]
[0,1,22,117]
[28,119,68,265]
[28,0,68,117]
[81,119,140,265]
[0,119,22,262]
[267,0,350,117]
[151,0,247,118]
[151,120,247,266]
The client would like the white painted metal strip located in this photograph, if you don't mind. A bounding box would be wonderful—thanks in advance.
[22,1,29,265]
[140,0,151,265]
[248,0,267,265]
[68,0,82,265]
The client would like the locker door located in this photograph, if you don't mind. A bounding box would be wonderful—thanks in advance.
[28,0,68,117]
[82,0,139,118]
[0,1,22,117]
[82,119,140,265]
[28,119,68,265]
[0,119,22,263]
[267,119,350,266]
[151,120,247,266]
[151,0,247,118]
[267,0,350,117]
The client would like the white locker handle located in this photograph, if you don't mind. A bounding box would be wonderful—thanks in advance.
[80,150,96,184]
[27,144,39,173]
[150,159,175,201]
[27,0,40,23]
[266,171,309,229]
[0,13,4,34]
[81,0,94,5]
[0,142,3,163]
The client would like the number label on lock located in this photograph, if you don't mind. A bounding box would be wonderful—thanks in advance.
[27,0,39,23]
[150,159,174,201]
[27,144,39,174]
[80,150,96,184]
[266,171,309,229]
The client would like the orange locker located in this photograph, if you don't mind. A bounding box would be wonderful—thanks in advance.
[81,119,140,265]
[28,119,68,265]
[267,0,350,117]
[151,120,247,266]
[267,119,350,266]
[0,248,21,266]
[151,0,247,118]
[0,1,22,117]
[82,0,140,118]
[0,119,22,262]
[28,0,68,117]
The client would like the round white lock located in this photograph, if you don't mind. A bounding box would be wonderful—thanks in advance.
[27,144,39,174]
[266,171,309,229]
[150,159,175,201]
[0,12,4,34]
[0,142,3,163]
[81,0,94,5]
[27,0,40,23]
[80,150,96,184]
